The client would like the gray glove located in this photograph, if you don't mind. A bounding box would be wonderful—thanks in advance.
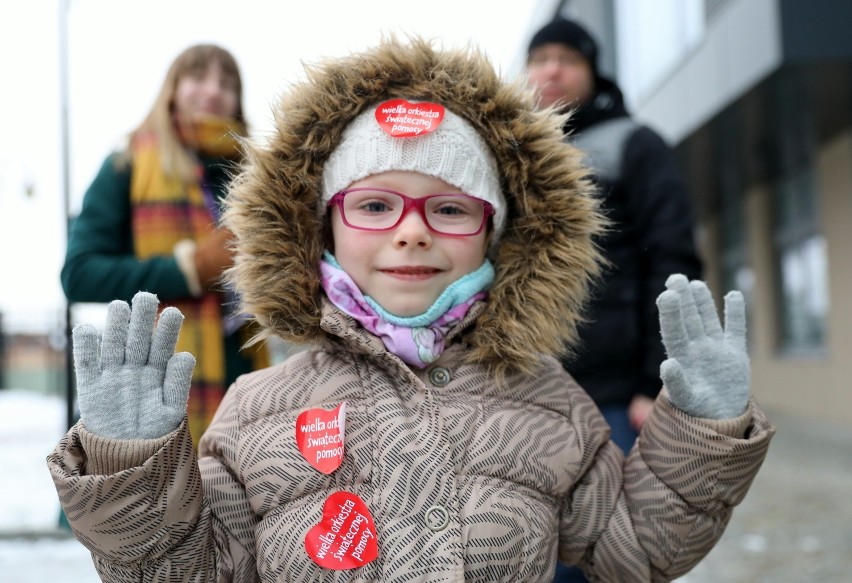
[656,274,750,419]
[72,292,196,439]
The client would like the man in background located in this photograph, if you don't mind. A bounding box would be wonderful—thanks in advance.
[526,19,703,582]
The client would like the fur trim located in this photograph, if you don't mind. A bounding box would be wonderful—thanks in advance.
[224,37,605,378]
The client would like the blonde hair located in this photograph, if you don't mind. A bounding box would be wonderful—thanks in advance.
[129,44,247,183]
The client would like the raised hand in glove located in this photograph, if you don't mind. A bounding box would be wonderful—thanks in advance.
[656,274,750,419]
[72,292,195,439]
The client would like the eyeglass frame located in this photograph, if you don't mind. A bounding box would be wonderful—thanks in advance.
[328,187,495,237]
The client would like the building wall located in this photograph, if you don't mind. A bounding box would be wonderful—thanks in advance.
[525,0,852,425]
[645,1,852,425]
[633,0,782,145]
[707,130,852,424]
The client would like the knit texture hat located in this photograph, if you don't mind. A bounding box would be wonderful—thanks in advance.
[528,17,599,76]
[321,100,506,239]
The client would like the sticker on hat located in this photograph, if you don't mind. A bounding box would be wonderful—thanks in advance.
[296,402,346,474]
[375,99,445,138]
[305,491,379,569]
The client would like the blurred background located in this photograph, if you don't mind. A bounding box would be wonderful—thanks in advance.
[1,0,851,581]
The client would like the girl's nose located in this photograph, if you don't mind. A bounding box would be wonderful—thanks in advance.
[392,210,432,248]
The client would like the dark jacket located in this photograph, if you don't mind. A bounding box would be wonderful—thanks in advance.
[561,77,703,406]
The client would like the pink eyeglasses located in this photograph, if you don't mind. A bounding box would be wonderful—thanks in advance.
[329,188,493,236]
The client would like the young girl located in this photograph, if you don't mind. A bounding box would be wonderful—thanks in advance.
[49,38,774,582]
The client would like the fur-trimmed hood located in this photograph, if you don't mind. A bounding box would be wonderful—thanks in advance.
[224,37,604,377]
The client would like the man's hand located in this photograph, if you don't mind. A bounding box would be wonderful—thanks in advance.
[628,394,654,430]
[72,292,195,439]
[656,274,750,419]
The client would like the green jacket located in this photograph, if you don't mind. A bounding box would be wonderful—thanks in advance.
[61,153,233,303]
[61,152,253,386]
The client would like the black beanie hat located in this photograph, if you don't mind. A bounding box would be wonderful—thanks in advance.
[527,17,599,74]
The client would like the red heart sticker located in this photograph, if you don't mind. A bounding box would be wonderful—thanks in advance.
[375,99,445,138]
[305,491,379,569]
[296,403,346,474]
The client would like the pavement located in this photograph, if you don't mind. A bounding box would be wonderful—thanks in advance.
[676,407,852,583]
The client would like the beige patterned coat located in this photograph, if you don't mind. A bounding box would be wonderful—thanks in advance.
[48,38,774,582]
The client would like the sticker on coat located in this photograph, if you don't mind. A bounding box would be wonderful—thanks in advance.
[296,402,347,474]
[305,491,379,569]
[375,99,445,138]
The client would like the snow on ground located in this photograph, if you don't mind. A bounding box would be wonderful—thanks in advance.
[0,389,99,582]
[1,390,66,531]
[0,537,99,583]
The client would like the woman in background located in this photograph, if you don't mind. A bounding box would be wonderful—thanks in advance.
[61,44,268,442]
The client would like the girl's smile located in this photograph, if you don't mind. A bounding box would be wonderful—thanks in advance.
[379,265,444,280]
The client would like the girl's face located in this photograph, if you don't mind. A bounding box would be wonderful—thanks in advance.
[173,59,239,120]
[330,170,490,317]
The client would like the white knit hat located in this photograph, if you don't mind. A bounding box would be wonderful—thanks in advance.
[321,100,506,238]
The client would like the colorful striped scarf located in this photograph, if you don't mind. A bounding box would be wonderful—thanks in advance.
[130,116,268,444]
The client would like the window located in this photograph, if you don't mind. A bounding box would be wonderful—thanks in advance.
[704,0,734,23]
[718,182,754,346]
[771,167,828,354]
[614,0,704,108]
[715,112,754,349]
